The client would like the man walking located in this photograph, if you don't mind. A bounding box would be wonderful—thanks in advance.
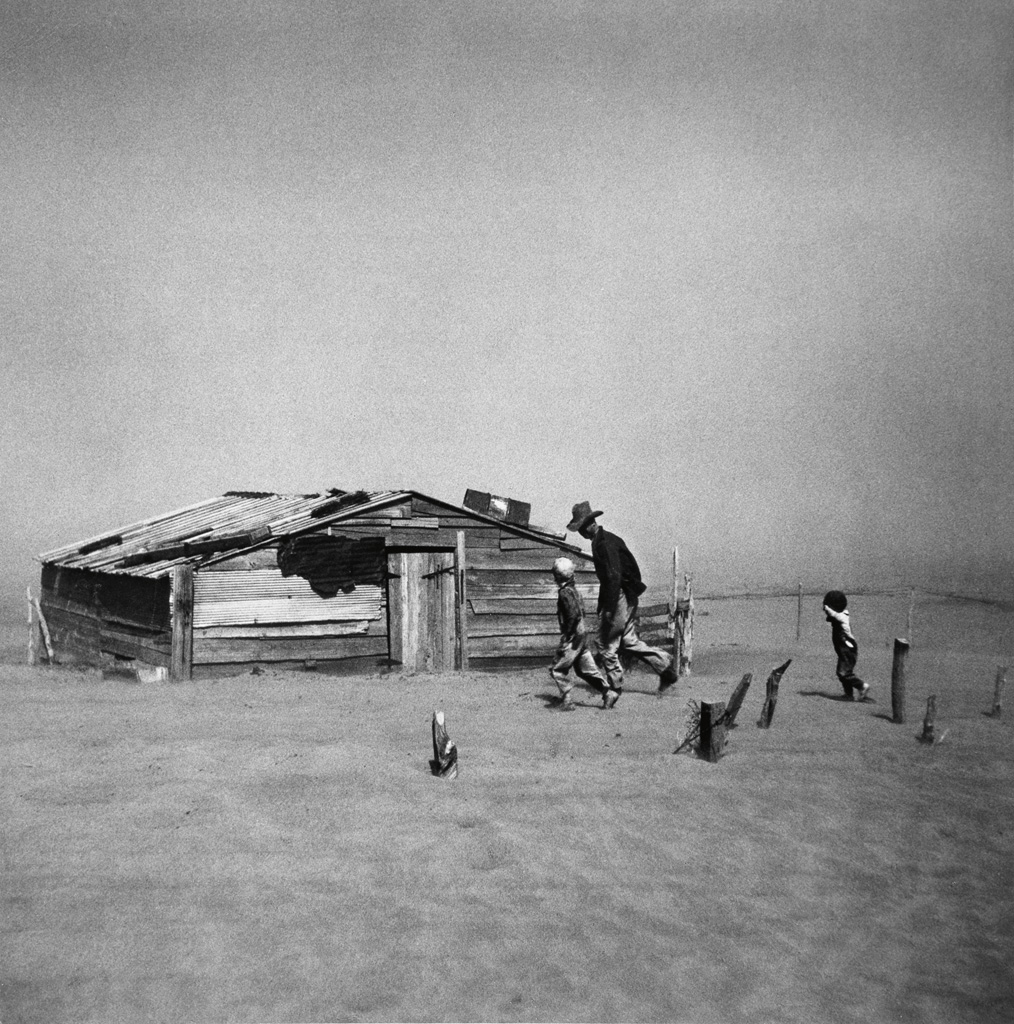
[567,501,677,698]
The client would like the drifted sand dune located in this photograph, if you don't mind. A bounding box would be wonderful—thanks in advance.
[2,620,1012,1023]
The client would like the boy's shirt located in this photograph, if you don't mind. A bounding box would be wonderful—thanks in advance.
[557,580,587,646]
[824,605,858,654]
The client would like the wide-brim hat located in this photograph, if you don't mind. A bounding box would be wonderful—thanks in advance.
[567,501,603,532]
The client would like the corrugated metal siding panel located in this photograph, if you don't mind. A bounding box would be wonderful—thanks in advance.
[193,569,383,627]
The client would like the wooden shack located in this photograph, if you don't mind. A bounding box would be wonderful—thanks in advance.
[36,489,598,678]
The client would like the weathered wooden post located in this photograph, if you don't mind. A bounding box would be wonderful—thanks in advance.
[919,695,937,743]
[455,531,469,670]
[989,666,1006,717]
[670,548,680,664]
[26,586,38,666]
[170,564,194,682]
[796,581,803,643]
[757,659,791,729]
[32,597,54,663]
[430,710,458,779]
[698,701,726,762]
[891,638,909,724]
[724,673,752,728]
[678,574,694,677]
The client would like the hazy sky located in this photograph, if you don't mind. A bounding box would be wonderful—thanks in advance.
[3,0,1012,614]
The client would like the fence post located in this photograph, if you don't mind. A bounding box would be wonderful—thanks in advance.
[670,547,680,664]
[27,586,38,666]
[891,638,909,724]
[455,531,469,670]
[990,666,1006,717]
[699,701,726,762]
[796,581,803,643]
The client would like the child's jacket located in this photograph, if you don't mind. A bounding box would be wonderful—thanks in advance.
[557,581,588,646]
[824,605,858,656]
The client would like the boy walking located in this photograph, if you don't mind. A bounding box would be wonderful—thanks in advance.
[550,557,619,710]
[823,590,870,701]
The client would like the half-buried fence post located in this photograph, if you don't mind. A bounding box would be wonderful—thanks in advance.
[430,710,458,779]
[891,638,909,724]
[989,666,1006,718]
[919,695,937,743]
[699,701,726,762]
[724,673,752,728]
[757,659,792,729]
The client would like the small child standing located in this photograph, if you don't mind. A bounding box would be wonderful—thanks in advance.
[823,590,870,702]
[550,557,618,710]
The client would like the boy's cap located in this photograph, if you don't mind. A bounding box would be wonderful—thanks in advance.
[567,501,603,532]
[553,557,576,579]
[823,590,848,612]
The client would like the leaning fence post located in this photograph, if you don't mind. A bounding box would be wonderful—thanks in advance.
[27,586,38,666]
[891,638,910,724]
[724,673,753,728]
[757,659,792,729]
[430,710,458,779]
[33,597,54,663]
[989,666,1006,717]
[796,581,803,643]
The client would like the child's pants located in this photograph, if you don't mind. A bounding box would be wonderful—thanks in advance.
[836,646,865,698]
[550,638,608,697]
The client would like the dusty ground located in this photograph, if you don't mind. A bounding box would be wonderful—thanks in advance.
[2,618,1013,1023]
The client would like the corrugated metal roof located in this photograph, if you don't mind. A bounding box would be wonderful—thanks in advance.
[38,488,585,577]
[38,491,401,576]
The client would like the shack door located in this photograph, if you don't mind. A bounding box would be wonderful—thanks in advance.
[387,551,457,671]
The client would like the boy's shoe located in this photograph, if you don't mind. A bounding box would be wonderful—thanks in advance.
[556,697,576,711]
[856,683,871,702]
[658,663,678,692]
[603,689,621,709]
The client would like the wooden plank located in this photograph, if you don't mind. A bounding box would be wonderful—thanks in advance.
[468,569,598,589]
[500,536,550,551]
[466,614,559,637]
[469,598,557,616]
[194,621,375,639]
[193,635,390,664]
[466,582,598,601]
[638,602,670,620]
[171,565,194,682]
[98,630,171,664]
[384,529,458,548]
[466,634,560,656]
[466,550,577,570]
[392,517,439,530]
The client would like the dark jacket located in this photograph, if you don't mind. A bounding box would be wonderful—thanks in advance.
[590,528,647,613]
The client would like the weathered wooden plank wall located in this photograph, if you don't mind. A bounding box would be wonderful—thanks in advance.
[39,565,172,666]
